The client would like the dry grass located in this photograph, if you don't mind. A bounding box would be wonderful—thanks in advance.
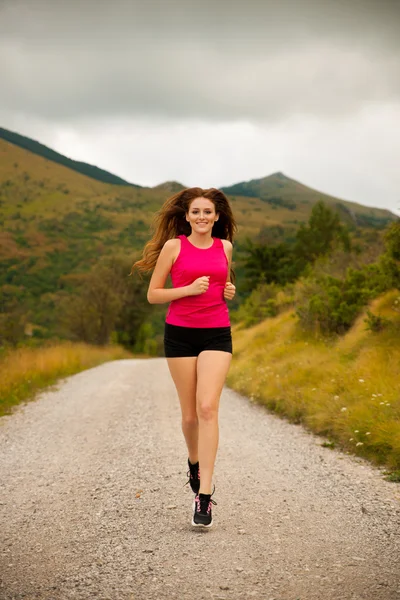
[0,342,133,417]
[228,291,400,472]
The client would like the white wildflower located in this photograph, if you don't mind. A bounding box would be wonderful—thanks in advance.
[372,394,377,398]
[366,432,371,435]
[341,407,347,412]
[380,402,385,405]
[334,395,340,400]
[354,430,359,433]
[349,438,354,441]
[358,379,365,383]
[356,442,364,447]
[386,403,391,406]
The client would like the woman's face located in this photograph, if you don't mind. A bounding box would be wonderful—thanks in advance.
[186,197,219,235]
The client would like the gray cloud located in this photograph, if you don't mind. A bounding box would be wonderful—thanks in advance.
[1,0,399,216]
[1,0,400,123]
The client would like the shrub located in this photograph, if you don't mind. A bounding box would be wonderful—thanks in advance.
[364,310,391,332]
[296,270,376,335]
[231,283,279,327]
[133,322,158,355]
[378,221,400,289]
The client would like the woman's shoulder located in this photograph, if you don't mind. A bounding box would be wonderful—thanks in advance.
[220,239,233,251]
[162,237,182,265]
[163,237,181,249]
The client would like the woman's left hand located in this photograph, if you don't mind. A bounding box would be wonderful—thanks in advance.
[224,282,236,300]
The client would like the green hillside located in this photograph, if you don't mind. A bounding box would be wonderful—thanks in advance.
[0,127,139,187]
[0,131,397,345]
[222,171,395,230]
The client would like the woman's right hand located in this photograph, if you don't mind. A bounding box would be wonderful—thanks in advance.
[188,276,210,296]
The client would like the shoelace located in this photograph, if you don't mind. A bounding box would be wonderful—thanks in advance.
[184,462,200,488]
[196,486,217,514]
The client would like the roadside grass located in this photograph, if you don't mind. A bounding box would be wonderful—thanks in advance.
[228,291,400,476]
[0,342,135,417]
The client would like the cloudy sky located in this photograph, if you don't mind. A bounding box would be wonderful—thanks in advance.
[1,0,399,214]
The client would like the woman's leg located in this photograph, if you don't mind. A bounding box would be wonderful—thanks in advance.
[196,350,232,495]
[166,357,199,463]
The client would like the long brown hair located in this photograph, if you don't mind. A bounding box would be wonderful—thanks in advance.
[131,187,238,281]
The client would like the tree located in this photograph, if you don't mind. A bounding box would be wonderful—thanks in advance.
[59,256,151,346]
[294,201,351,265]
[379,220,400,289]
[240,239,298,291]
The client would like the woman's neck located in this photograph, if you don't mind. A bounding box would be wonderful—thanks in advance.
[187,232,214,249]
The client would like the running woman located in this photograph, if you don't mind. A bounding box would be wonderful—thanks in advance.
[132,187,237,528]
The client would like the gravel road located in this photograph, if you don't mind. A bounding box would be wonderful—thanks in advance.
[0,358,399,600]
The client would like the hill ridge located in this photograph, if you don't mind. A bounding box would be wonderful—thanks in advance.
[0,126,140,188]
[0,126,397,221]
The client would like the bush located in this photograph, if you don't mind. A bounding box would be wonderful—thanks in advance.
[231,283,279,327]
[378,221,400,288]
[364,310,391,332]
[296,269,377,335]
[133,322,158,355]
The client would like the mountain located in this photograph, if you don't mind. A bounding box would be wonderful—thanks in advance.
[0,127,139,187]
[152,181,186,194]
[0,128,397,340]
[221,171,396,229]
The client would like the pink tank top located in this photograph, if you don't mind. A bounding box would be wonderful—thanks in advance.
[165,235,230,328]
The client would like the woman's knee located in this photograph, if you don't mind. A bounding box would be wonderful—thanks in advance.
[182,413,199,428]
[197,400,218,422]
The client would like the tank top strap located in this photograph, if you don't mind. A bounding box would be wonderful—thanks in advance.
[214,237,223,248]
[175,234,186,250]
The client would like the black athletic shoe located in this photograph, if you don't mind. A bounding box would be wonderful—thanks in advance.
[192,490,217,528]
[185,459,200,494]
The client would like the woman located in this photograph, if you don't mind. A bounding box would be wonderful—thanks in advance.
[132,187,237,528]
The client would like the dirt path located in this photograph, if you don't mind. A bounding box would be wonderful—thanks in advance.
[0,358,399,600]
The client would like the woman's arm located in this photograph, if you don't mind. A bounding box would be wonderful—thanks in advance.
[147,239,192,304]
[222,240,236,300]
[222,240,233,282]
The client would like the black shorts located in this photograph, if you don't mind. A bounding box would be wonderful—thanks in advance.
[164,323,233,358]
